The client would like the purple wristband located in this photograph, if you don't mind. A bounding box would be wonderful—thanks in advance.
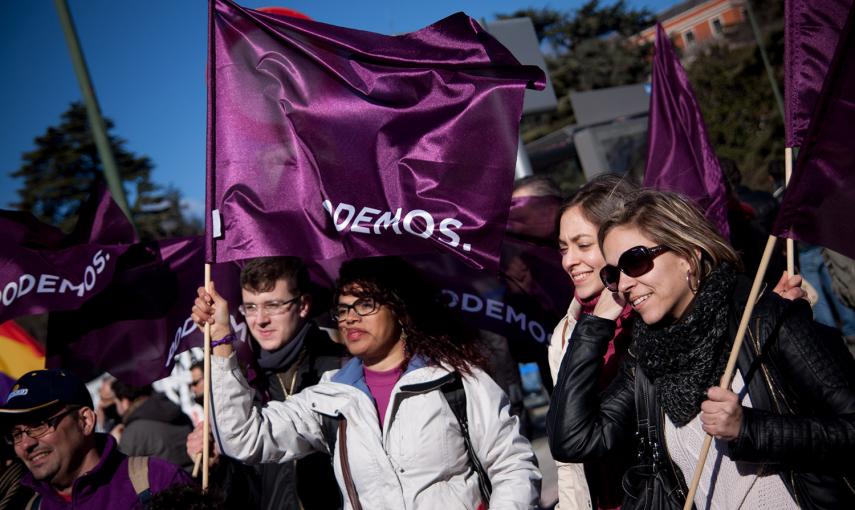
[211,333,235,348]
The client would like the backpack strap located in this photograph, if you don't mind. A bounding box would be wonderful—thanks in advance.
[24,493,40,510]
[441,372,492,506]
[127,456,152,506]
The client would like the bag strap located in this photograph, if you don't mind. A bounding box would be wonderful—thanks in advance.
[441,372,492,506]
[127,456,152,506]
[337,417,362,510]
[24,493,40,510]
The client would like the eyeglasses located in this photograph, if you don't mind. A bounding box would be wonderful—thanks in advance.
[238,295,301,317]
[189,378,203,387]
[599,245,670,292]
[331,297,378,322]
[5,407,79,445]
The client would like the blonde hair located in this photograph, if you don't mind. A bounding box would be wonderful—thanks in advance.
[598,189,741,280]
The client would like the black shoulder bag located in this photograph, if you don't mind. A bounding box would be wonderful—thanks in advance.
[621,366,693,510]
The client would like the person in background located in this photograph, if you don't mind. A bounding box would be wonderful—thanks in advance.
[112,381,194,472]
[194,256,541,509]
[94,377,119,435]
[0,369,191,509]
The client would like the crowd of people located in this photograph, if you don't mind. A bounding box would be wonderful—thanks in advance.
[1,173,855,509]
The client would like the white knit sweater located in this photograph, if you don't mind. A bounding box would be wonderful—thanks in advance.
[664,371,798,510]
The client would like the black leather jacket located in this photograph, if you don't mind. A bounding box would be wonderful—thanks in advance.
[547,279,855,509]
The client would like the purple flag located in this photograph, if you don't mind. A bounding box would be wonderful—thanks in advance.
[785,0,853,147]
[774,5,855,259]
[644,24,729,239]
[410,196,570,360]
[0,185,135,323]
[507,195,562,242]
[206,0,545,271]
[46,236,250,386]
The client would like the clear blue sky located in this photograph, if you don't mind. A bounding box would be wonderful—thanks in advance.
[0,0,675,218]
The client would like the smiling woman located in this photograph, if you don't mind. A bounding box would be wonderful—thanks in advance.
[548,189,855,509]
[199,256,541,509]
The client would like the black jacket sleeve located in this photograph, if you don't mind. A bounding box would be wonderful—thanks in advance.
[730,297,855,468]
[547,313,637,463]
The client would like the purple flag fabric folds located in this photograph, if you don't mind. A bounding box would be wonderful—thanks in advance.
[644,24,729,239]
[774,5,855,260]
[785,0,853,148]
[206,0,545,271]
[47,236,248,386]
[0,185,135,323]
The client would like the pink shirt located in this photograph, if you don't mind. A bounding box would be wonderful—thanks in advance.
[364,366,403,429]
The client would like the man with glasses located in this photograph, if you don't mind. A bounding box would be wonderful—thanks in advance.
[0,369,192,509]
[189,256,346,510]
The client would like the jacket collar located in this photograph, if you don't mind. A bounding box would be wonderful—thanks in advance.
[331,355,429,398]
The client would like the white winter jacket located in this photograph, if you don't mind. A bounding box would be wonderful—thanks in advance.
[547,298,593,510]
[210,353,541,509]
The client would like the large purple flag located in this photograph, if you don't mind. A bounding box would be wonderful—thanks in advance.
[774,5,855,259]
[206,0,545,271]
[46,236,249,386]
[0,185,135,323]
[644,24,729,239]
[785,0,853,147]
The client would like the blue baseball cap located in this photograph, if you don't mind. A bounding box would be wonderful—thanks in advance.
[0,369,93,420]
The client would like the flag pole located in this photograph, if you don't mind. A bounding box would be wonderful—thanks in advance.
[784,148,795,274]
[202,263,212,489]
[683,234,778,509]
[53,0,136,231]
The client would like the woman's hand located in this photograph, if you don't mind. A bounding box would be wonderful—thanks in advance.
[772,271,807,301]
[700,386,742,441]
[591,287,626,321]
[191,282,231,341]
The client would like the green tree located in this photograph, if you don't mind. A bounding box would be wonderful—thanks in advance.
[686,0,786,189]
[499,0,654,142]
[12,102,201,240]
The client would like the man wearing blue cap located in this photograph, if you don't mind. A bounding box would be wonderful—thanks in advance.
[0,369,192,509]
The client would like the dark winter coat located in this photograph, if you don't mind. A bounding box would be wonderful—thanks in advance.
[547,278,855,509]
[120,393,194,471]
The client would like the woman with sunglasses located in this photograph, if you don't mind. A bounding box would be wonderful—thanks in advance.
[549,173,637,510]
[547,189,855,509]
[194,256,540,509]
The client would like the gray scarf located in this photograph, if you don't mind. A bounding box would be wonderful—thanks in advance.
[631,264,736,426]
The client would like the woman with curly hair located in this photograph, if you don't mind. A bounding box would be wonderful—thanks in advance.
[193,256,540,509]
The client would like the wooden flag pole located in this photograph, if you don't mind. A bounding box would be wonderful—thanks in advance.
[683,235,778,509]
[202,263,212,489]
[192,453,202,478]
[784,148,795,275]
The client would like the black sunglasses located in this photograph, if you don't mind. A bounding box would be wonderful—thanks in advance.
[600,245,669,292]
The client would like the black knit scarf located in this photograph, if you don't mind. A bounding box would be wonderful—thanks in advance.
[631,263,736,427]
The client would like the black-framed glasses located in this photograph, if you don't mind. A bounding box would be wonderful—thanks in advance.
[189,378,203,387]
[238,295,301,317]
[5,407,80,445]
[331,297,378,322]
[600,245,670,292]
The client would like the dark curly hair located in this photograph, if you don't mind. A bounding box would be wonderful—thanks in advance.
[335,257,485,374]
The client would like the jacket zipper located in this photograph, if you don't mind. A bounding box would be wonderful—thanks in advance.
[747,323,784,414]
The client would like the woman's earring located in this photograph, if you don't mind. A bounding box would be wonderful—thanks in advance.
[686,270,699,293]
